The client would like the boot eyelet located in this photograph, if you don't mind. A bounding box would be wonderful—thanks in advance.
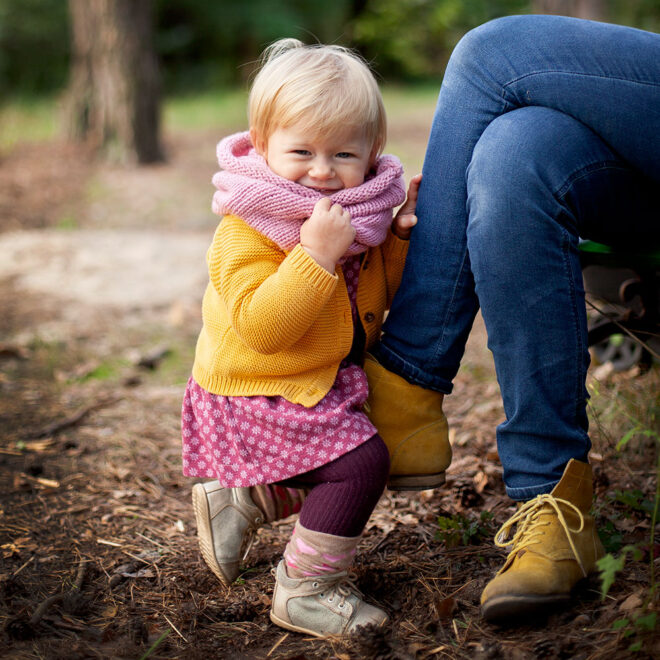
[313,582,319,588]
[328,597,334,603]
[338,603,344,609]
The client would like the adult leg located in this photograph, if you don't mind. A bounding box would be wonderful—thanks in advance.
[377,14,660,392]
[467,106,659,621]
[466,106,660,500]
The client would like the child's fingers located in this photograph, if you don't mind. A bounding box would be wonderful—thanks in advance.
[404,174,422,208]
[395,174,422,218]
[314,197,333,211]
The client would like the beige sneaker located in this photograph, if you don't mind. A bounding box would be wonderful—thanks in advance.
[270,560,388,637]
[192,481,264,586]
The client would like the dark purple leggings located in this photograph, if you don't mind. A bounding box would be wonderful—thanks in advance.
[280,434,390,537]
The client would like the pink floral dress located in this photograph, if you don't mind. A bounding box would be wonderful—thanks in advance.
[181,256,377,487]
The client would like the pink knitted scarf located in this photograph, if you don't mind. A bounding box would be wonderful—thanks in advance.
[212,131,406,256]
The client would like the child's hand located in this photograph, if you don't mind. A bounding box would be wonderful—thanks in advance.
[392,173,422,240]
[300,198,356,273]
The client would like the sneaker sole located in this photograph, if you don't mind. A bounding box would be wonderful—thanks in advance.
[269,611,328,638]
[481,593,571,622]
[387,472,446,491]
[269,611,388,638]
[192,483,234,587]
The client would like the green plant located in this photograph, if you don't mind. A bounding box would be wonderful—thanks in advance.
[436,511,493,548]
[610,611,657,653]
[596,420,659,653]
[138,628,170,660]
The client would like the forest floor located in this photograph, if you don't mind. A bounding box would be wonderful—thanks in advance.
[0,122,658,659]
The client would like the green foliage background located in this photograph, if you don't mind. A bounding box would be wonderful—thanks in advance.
[0,0,659,96]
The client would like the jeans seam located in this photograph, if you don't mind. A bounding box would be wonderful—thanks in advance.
[506,478,559,501]
[555,160,621,430]
[558,226,585,433]
[430,250,472,367]
[502,70,660,92]
[554,160,629,199]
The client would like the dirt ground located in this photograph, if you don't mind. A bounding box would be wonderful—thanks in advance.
[0,131,658,660]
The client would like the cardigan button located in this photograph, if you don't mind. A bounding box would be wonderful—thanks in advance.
[364,312,375,323]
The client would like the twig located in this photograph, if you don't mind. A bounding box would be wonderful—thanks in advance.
[30,594,65,626]
[163,614,188,643]
[12,555,35,577]
[585,298,660,361]
[30,559,88,626]
[135,531,167,549]
[97,538,123,547]
[122,549,157,565]
[30,397,120,439]
[266,633,289,657]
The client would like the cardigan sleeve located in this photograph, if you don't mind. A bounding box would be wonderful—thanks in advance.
[379,229,409,308]
[210,215,339,354]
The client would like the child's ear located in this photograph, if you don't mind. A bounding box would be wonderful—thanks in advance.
[250,128,267,157]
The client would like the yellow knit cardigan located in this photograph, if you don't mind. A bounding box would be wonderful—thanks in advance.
[192,214,409,407]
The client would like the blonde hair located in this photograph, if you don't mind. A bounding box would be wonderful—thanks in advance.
[248,39,387,157]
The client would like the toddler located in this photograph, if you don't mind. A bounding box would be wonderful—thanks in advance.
[182,38,419,637]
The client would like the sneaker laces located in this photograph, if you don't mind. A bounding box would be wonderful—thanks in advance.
[320,572,363,609]
[240,529,256,562]
[494,494,587,577]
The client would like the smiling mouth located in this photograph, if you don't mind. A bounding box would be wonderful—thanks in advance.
[309,186,340,194]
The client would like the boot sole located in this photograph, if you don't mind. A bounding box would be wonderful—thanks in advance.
[481,593,571,622]
[192,483,233,587]
[387,472,446,491]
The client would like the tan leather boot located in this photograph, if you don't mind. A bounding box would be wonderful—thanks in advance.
[481,459,605,622]
[363,353,451,490]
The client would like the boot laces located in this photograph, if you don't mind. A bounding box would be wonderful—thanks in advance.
[494,494,587,577]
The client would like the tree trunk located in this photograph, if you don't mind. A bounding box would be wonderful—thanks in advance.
[64,0,163,164]
[532,0,606,21]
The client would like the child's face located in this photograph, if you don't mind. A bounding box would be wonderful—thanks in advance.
[252,125,373,192]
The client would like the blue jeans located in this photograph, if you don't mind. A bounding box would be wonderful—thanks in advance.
[375,15,660,500]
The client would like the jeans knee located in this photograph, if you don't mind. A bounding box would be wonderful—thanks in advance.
[466,108,582,256]
[449,15,534,74]
[467,107,585,215]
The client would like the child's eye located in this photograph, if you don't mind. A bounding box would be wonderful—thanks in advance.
[293,149,311,156]
[336,152,354,159]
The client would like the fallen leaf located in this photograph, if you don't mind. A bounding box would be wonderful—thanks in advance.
[619,592,644,613]
[473,470,489,493]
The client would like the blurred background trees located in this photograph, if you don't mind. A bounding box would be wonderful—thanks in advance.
[2,0,658,96]
[1,0,658,161]
[64,0,163,164]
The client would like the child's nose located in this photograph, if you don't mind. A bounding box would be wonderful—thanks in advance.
[310,158,333,179]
